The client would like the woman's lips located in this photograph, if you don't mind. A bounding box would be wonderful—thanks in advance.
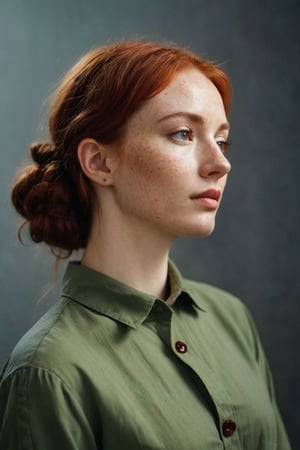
[191,189,221,209]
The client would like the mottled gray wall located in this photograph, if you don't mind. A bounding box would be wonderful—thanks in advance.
[0,0,299,447]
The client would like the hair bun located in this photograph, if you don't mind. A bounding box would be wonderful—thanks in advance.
[11,143,87,256]
[23,181,51,219]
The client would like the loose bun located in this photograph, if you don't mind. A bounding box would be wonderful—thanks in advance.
[12,142,91,258]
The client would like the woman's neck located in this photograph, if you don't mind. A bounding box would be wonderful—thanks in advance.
[81,213,174,300]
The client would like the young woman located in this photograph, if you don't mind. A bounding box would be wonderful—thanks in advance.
[0,41,290,449]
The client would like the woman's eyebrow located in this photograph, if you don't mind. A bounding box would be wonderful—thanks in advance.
[156,111,204,124]
[156,111,230,131]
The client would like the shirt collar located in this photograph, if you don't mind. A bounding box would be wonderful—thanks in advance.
[61,260,205,329]
[168,260,206,312]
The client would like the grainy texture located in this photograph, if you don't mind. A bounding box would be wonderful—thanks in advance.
[0,0,299,447]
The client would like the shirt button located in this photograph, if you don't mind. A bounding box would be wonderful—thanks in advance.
[222,420,236,437]
[175,341,188,353]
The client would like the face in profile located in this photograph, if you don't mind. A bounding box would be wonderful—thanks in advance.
[110,67,231,241]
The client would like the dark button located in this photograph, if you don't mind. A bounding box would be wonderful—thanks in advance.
[222,420,236,437]
[175,341,188,353]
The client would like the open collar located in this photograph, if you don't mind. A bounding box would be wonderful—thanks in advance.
[61,260,206,329]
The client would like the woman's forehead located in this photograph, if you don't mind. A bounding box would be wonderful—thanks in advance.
[128,68,227,126]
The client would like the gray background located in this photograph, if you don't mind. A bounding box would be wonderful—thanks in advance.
[0,0,299,447]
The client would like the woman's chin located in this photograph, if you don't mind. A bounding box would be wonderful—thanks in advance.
[175,221,216,239]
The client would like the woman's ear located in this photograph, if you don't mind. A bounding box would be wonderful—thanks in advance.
[77,138,118,186]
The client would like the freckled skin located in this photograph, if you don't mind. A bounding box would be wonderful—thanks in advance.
[112,68,231,240]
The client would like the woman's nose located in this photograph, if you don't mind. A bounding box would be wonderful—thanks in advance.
[198,142,231,179]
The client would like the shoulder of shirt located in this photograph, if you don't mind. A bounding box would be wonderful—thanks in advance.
[1,287,140,385]
[0,295,96,384]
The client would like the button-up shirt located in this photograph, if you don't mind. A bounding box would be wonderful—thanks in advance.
[0,261,290,449]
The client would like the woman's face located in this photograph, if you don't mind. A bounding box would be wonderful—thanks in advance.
[111,67,231,240]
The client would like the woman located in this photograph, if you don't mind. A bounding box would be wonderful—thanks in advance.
[0,41,290,449]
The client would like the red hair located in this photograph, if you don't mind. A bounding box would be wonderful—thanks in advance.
[12,41,232,257]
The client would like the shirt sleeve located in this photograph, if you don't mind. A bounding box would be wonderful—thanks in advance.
[242,305,291,450]
[0,366,101,450]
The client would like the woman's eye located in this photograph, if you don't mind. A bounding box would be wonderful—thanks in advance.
[171,129,192,142]
[216,140,231,153]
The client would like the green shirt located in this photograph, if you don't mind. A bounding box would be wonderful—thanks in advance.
[0,261,290,449]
